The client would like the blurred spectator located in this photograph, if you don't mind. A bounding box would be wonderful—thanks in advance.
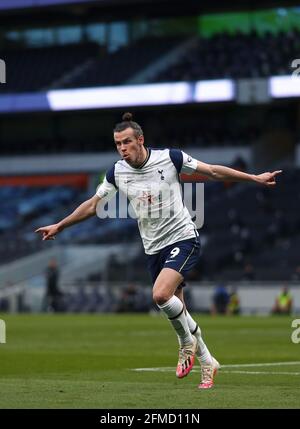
[232,156,247,172]
[116,283,150,313]
[291,265,300,282]
[183,288,194,312]
[0,281,11,312]
[44,259,64,312]
[271,286,293,315]
[0,294,9,312]
[228,287,240,315]
[242,263,256,281]
[211,284,230,315]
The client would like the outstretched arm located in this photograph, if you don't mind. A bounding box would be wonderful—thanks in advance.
[196,160,282,186]
[35,194,102,241]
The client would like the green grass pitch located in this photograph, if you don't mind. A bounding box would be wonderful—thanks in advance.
[0,313,299,409]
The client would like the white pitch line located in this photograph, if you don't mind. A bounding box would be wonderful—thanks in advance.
[221,371,300,376]
[132,361,300,372]
[221,361,300,368]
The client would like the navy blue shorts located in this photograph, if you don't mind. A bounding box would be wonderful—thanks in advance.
[146,237,201,288]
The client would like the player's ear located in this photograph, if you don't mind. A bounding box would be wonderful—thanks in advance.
[138,135,144,145]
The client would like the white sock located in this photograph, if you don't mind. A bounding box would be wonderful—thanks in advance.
[185,310,213,365]
[158,296,194,346]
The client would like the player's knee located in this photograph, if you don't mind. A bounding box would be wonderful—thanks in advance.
[152,289,171,305]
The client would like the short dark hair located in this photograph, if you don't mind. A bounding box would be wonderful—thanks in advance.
[114,112,143,138]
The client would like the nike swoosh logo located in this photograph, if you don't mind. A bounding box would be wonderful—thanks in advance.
[165,260,177,263]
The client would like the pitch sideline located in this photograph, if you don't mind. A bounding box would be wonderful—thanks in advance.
[131,361,300,375]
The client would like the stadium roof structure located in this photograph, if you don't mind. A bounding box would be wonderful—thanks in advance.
[1,0,300,25]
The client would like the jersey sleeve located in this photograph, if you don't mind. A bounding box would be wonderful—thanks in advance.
[96,167,118,202]
[181,151,198,174]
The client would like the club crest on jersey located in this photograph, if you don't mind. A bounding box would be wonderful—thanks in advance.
[158,169,165,180]
[138,191,155,205]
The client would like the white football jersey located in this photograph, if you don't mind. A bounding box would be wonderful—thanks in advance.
[96,148,199,254]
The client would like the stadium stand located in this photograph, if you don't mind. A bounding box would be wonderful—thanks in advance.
[0,36,184,93]
[59,36,185,89]
[1,29,299,93]
[0,43,99,93]
[152,30,300,82]
[0,107,262,155]
[0,184,138,265]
